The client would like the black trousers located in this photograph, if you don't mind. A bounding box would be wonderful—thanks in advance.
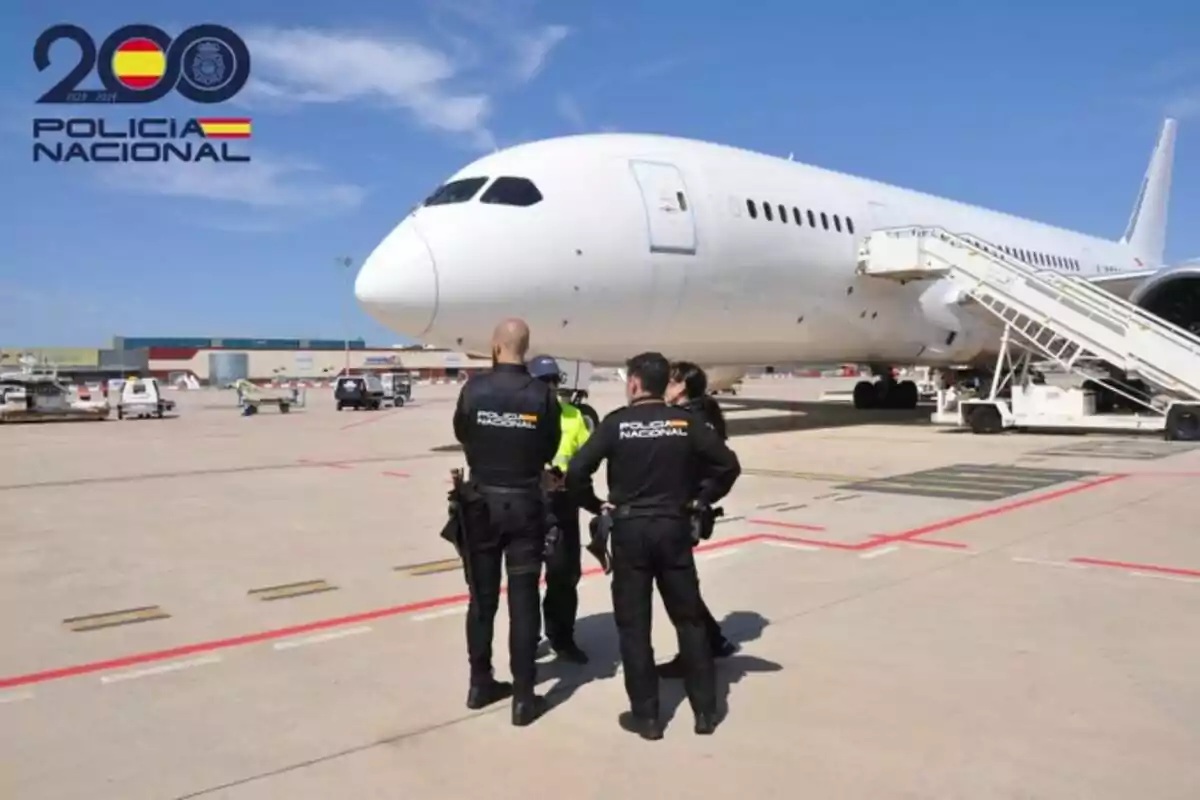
[543,494,582,647]
[610,516,716,718]
[462,487,545,699]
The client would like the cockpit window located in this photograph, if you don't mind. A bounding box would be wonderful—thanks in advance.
[480,176,543,207]
[423,177,488,206]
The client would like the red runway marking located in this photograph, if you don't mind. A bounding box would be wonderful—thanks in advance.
[859,474,1129,550]
[0,535,759,691]
[746,518,827,532]
[897,538,969,550]
[1069,557,1200,578]
[382,470,411,479]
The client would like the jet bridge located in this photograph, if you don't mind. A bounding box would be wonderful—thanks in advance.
[857,226,1200,439]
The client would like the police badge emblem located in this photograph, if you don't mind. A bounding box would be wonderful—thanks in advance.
[190,40,226,87]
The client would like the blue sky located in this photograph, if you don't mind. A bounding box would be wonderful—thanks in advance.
[2,0,1199,347]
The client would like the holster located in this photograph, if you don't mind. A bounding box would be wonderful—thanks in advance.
[586,511,613,574]
[441,469,488,557]
[688,504,724,545]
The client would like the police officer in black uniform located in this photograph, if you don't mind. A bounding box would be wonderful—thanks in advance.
[452,318,560,726]
[567,352,741,740]
[655,361,739,679]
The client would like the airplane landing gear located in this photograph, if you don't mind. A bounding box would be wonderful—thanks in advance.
[852,368,919,410]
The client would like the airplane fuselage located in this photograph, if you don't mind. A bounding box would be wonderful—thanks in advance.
[355,132,1165,371]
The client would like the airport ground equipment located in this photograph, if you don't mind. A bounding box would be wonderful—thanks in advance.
[380,371,412,407]
[233,379,299,415]
[0,371,109,423]
[859,226,1200,440]
[334,373,384,410]
[116,377,175,419]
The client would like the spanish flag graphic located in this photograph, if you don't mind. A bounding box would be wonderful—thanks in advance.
[197,118,253,139]
[111,38,166,90]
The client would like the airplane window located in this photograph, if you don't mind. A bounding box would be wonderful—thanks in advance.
[833,215,842,232]
[846,217,854,234]
[807,210,816,227]
[764,203,774,221]
[479,176,543,207]
[778,204,787,224]
[677,191,688,211]
[422,176,489,206]
[746,199,758,218]
[820,212,829,230]
[792,207,802,226]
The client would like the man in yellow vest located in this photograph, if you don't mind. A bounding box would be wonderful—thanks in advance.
[529,354,597,663]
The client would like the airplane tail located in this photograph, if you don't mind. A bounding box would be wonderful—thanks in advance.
[1119,117,1177,265]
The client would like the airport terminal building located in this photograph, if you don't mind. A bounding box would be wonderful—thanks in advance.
[2,336,492,386]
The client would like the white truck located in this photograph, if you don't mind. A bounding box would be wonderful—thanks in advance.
[116,377,175,419]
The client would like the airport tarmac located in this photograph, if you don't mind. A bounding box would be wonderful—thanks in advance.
[2,377,1199,799]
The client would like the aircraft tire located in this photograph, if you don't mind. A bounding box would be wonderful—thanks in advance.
[1165,404,1200,441]
[895,380,919,410]
[967,404,1003,435]
[578,403,600,432]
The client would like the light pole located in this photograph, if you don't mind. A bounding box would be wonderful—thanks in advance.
[334,256,354,373]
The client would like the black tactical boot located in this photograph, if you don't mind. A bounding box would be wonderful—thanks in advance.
[694,711,720,735]
[618,711,664,741]
[511,694,548,727]
[466,679,513,710]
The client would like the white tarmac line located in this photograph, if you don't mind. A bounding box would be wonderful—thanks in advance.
[1129,571,1200,585]
[759,541,820,552]
[696,547,742,562]
[273,626,373,650]
[0,691,34,705]
[100,655,222,684]
[412,605,468,622]
[860,546,899,560]
[1010,557,1085,570]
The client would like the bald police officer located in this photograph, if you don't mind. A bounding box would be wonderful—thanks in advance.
[453,319,560,726]
[567,352,741,740]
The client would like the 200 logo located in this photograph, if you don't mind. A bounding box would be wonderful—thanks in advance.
[33,23,251,104]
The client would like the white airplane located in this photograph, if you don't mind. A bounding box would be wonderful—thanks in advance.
[355,118,1188,410]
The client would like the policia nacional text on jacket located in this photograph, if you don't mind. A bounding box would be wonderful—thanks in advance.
[565,352,741,739]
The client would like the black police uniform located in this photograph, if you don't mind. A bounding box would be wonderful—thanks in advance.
[674,395,737,658]
[566,397,741,737]
[452,362,560,723]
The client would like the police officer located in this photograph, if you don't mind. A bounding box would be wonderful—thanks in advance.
[452,318,561,726]
[567,352,741,740]
[655,361,739,678]
[527,354,598,664]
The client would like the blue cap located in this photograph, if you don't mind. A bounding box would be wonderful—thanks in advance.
[527,355,561,381]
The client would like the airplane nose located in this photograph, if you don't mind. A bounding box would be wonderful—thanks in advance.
[355,220,438,337]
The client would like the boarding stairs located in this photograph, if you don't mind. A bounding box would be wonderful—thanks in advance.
[856,226,1200,407]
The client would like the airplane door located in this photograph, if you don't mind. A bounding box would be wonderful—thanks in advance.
[628,160,697,255]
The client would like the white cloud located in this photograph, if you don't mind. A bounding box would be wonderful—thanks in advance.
[510,25,570,82]
[242,27,494,146]
[1166,90,1200,120]
[555,92,585,130]
[96,153,366,212]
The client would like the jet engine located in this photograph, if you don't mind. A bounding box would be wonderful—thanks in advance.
[1128,261,1200,334]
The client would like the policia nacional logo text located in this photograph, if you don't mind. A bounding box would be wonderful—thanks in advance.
[31,24,252,165]
[619,419,689,439]
[476,411,539,429]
